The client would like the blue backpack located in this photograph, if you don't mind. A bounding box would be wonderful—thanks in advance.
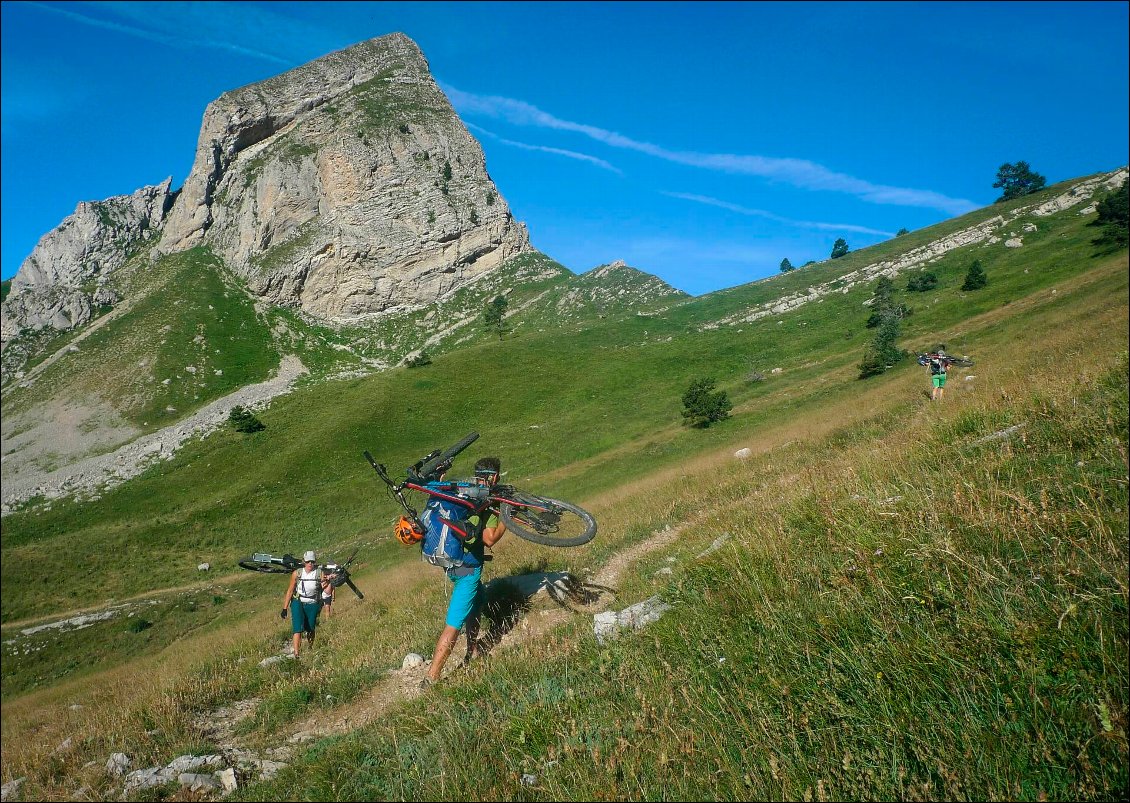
[418,482,489,569]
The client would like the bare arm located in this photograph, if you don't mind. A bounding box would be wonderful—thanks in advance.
[482,513,507,547]
[283,571,298,607]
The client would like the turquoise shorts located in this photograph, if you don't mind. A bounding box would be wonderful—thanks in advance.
[445,565,483,629]
[932,373,947,388]
[290,598,322,634]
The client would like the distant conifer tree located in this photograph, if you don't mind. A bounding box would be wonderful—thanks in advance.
[779,257,795,273]
[962,259,988,291]
[858,308,907,378]
[483,295,509,340]
[831,238,850,259]
[1092,182,1129,249]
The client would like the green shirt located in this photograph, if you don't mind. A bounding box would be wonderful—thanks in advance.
[463,511,499,560]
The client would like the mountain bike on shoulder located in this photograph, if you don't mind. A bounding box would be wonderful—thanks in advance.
[363,431,598,548]
[916,352,974,369]
[237,548,365,599]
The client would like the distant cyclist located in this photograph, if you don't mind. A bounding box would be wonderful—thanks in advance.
[919,345,953,401]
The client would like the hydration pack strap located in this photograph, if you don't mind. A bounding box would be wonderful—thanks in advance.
[438,516,470,541]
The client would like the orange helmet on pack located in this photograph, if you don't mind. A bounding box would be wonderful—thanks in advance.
[395,516,424,546]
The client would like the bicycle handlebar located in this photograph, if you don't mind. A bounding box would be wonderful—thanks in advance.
[414,431,479,481]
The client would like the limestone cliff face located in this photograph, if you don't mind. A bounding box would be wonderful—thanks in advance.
[158,32,530,319]
[3,33,529,357]
[1,179,173,343]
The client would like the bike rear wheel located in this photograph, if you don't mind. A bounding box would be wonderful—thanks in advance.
[498,491,597,547]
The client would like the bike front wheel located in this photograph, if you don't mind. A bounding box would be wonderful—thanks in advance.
[498,491,597,547]
[238,553,296,573]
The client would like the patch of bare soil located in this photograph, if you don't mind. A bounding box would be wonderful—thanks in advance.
[1,394,140,490]
[1,355,307,509]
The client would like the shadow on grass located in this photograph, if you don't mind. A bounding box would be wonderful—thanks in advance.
[477,572,618,657]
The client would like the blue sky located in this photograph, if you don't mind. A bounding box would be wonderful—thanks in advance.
[2,1,1127,295]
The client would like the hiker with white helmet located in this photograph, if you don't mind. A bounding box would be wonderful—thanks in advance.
[280,550,330,658]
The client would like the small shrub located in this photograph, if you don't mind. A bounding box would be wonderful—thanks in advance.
[906,272,938,292]
[228,405,265,433]
[407,351,432,368]
[681,378,733,428]
[128,618,153,633]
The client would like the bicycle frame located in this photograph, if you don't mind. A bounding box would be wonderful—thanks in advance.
[363,434,597,548]
[238,550,364,599]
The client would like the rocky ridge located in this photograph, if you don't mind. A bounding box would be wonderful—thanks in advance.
[703,168,1127,330]
[0,180,174,347]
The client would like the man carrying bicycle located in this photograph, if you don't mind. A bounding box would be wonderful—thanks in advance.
[423,456,507,687]
[920,346,953,401]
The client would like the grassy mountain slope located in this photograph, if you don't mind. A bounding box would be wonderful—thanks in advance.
[1,176,1121,624]
[1,243,1124,802]
[0,173,1125,800]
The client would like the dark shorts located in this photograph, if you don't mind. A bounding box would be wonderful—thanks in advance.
[290,598,322,634]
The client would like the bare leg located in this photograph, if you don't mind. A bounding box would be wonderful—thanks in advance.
[427,625,460,682]
[292,632,302,658]
[464,613,481,661]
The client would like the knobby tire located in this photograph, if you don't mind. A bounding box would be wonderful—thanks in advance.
[499,494,597,547]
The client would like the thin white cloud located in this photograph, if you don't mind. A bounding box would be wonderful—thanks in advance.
[444,85,979,216]
[664,192,895,237]
[26,1,294,65]
[465,122,622,174]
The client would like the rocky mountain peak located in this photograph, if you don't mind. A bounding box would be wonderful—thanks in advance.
[3,32,530,361]
[158,31,530,319]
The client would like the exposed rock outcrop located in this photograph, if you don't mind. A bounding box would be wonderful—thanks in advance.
[0,179,174,345]
[2,32,529,378]
[704,167,1127,330]
[158,32,530,320]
